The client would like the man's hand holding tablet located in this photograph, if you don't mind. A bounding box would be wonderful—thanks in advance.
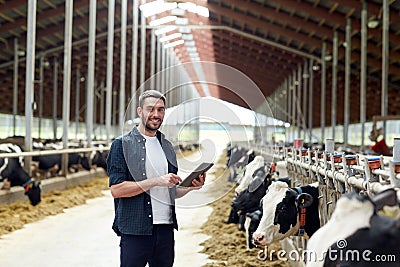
[178,162,214,188]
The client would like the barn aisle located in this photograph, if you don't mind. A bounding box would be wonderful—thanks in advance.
[0,141,225,267]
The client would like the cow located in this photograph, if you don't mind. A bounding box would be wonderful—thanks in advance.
[235,155,265,195]
[245,209,262,250]
[91,150,108,171]
[253,181,320,246]
[306,189,400,267]
[32,152,90,178]
[227,167,270,226]
[0,143,41,206]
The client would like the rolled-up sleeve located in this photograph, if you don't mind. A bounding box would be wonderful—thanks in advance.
[107,138,128,187]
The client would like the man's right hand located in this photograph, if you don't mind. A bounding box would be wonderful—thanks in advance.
[157,173,182,188]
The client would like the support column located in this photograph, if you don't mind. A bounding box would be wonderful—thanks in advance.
[75,68,80,139]
[331,31,338,140]
[360,2,367,151]
[344,19,351,146]
[321,42,326,143]
[131,0,139,118]
[119,0,127,135]
[86,0,96,147]
[381,0,389,139]
[308,59,314,144]
[24,0,37,174]
[139,0,146,94]
[61,0,73,176]
[106,0,115,143]
[53,57,59,140]
[13,38,18,136]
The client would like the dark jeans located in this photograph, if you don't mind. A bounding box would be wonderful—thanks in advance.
[120,224,175,267]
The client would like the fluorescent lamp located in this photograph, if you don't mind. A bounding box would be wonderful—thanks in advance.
[185,41,195,47]
[159,33,182,42]
[179,27,191,34]
[182,34,193,41]
[149,16,177,27]
[186,46,197,52]
[196,6,209,17]
[171,8,185,16]
[140,1,177,18]
[164,39,184,48]
[155,26,177,35]
[175,17,189,25]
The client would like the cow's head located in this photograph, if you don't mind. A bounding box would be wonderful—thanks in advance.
[24,180,41,206]
[80,156,91,171]
[253,181,317,246]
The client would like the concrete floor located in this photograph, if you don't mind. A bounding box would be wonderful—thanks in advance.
[0,140,224,267]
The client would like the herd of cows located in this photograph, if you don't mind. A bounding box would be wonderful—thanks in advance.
[225,145,400,266]
[0,138,109,206]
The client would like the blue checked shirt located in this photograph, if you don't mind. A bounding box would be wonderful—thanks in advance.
[107,127,178,236]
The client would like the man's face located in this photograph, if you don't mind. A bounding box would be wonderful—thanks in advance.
[138,97,166,132]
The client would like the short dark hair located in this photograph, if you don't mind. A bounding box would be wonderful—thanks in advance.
[138,90,166,108]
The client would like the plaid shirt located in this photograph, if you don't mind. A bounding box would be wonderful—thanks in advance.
[107,127,178,236]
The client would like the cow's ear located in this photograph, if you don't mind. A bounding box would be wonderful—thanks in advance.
[296,193,313,209]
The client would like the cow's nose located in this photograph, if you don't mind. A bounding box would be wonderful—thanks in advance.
[253,233,265,245]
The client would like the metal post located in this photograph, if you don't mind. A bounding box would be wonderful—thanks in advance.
[119,0,127,135]
[150,28,156,89]
[360,2,367,151]
[75,68,80,139]
[139,0,146,93]
[297,64,301,138]
[292,70,296,140]
[308,59,314,144]
[331,31,338,140]
[287,77,291,142]
[131,0,139,117]
[321,42,326,143]
[24,0,37,174]
[38,54,44,139]
[303,60,308,141]
[53,57,59,140]
[381,0,389,139]
[100,81,105,138]
[13,38,18,137]
[156,35,161,90]
[344,19,351,146]
[61,0,73,176]
[161,42,166,93]
[86,0,96,147]
[106,0,115,143]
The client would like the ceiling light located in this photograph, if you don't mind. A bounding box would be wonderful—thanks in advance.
[367,16,380,29]
[196,6,209,17]
[186,46,197,53]
[140,1,177,18]
[149,16,177,27]
[155,25,177,35]
[159,32,182,42]
[179,27,191,34]
[171,8,185,16]
[312,65,320,71]
[324,54,332,61]
[164,39,184,48]
[182,34,193,41]
[185,40,195,47]
[175,17,188,25]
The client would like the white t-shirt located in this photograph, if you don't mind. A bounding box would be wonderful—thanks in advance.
[143,134,172,224]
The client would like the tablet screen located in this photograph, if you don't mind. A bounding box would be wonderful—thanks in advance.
[178,162,214,187]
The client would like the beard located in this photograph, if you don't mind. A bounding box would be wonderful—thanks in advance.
[141,115,162,132]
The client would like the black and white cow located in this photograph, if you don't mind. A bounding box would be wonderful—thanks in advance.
[0,143,41,206]
[91,150,108,171]
[253,181,320,246]
[306,189,400,267]
[32,152,90,177]
[235,155,265,195]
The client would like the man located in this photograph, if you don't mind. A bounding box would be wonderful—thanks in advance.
[107,90,206,267]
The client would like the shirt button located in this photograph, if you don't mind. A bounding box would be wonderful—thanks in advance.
[147,202,150,205]
[142,158,144,161]
[142,173,145,176]
[138,140,141,143]
[142,146,145,149]
[148,214,152,218]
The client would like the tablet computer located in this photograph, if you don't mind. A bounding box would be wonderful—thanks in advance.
[179,162,214,187]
